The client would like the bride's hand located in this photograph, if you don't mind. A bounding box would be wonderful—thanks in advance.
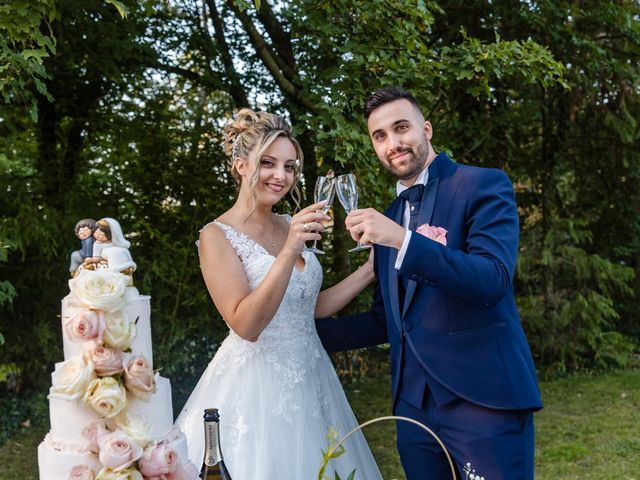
[357,247,375,280]
[283,201,330,255]
[365,247,374,270]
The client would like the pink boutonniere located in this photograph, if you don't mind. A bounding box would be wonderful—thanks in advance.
[416,224,448,246]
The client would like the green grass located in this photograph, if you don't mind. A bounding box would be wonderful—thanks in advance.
[344,369,640,479]
[2,369,639,479]
[533,369,640,479]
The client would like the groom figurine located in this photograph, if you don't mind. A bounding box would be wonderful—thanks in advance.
[317,86,542,479]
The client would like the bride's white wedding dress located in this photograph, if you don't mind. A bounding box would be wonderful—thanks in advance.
[175,219,382,479]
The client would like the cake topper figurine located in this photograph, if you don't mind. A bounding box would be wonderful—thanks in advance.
[69,219,96,275]
[74,217,136,283]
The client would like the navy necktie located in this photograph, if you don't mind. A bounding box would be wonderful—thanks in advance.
[397,183,425,307]
[398,184,425,231]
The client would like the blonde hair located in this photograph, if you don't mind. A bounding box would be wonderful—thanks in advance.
[223,108,303,211]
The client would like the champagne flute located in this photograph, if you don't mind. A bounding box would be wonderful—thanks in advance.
[304,175,335,254]
[336,173,371,252]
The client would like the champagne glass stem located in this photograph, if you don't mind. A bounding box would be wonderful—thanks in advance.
[308,206,328,253]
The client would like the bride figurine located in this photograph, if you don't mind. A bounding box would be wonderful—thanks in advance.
[80,218,136,281]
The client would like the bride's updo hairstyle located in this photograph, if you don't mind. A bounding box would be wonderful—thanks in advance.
[223,108,303,211]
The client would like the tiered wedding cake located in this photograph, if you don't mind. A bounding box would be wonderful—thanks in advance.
[37,218,198,480]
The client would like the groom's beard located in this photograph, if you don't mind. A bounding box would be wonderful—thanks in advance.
[383,137,430,181]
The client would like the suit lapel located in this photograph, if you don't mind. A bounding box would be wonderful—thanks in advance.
[386,198,403,330]
[402,155,441,316]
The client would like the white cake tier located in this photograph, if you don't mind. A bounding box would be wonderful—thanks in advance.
[38,427,192,480]
[37,439,100,480]
[49,374,174,444]
[168,428,190,468]
[62,294,153,369]
[128,374,174,439]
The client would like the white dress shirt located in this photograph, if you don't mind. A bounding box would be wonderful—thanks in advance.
[395,166,429,269]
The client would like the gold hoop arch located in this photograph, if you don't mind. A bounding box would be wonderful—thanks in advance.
[320,415,457,479]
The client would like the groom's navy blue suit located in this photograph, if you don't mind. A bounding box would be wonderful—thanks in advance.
[317,153,542,479]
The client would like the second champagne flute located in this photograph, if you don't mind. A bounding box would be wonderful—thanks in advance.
[335,173,371,253]
[304,175,335,254]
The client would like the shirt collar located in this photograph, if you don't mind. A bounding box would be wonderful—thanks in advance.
[396,164,429,197]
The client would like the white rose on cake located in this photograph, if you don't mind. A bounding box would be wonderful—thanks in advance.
[50,357,96,400]
[103,311,136,351]
[114,412,152,448]
[69,270,132,313]
[84,377,127,418]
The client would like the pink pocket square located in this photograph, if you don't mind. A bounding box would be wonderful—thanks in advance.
[416,224,448,246]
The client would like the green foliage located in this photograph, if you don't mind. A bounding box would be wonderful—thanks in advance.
[317,426,357,480]
[0,0,56,121]
[0,388,47,447]
[105,0,129,18]
[0,240,16,345]
[0,0,638,399]
[519,216,636,376]
[507,0,640,375]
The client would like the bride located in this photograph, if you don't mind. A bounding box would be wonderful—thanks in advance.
[175,109,382,479]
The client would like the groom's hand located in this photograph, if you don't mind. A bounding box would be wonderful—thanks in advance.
[346,208,405,250]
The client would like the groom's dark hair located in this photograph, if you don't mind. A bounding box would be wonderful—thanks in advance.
[364,86,421,119]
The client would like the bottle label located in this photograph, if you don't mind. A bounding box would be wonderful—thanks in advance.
[204,421,221,466]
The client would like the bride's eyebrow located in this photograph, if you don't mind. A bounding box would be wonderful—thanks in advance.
[261,155,296,163]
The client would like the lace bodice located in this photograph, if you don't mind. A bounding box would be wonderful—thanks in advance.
[204,217,323,340]
[200,218,327,419]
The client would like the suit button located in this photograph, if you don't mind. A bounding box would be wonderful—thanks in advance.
[411,274,419,280]
[404,322,413,332]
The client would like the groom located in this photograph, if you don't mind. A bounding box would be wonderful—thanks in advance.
[316,86,542,479]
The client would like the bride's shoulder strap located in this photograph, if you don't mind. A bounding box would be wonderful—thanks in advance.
[197,220,251,261]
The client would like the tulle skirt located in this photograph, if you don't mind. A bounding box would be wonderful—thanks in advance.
[175,334,382,480]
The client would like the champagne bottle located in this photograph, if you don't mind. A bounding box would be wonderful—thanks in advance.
[200,408,232,480]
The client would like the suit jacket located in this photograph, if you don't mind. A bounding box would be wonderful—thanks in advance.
[317,153,542,411]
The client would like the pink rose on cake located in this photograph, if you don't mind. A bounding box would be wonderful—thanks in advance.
[65,309,106,343]
[50,356,96,400]
[98,430,143,472]
[165,461,200,480]
[114,412,152,448]
[103,311,136,351]
[84,377,128,418]
[138,443,179,477]
[69,270,132,313]
[69,464,96,480]
[88,345,124,377]
[416,223,448,246]
[95,467,143,480]
[123,356,156,401]
[82,421,109,454]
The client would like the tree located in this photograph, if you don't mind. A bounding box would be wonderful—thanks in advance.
[1,0,637,398]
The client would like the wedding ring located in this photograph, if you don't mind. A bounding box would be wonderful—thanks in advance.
[303,223,311,232]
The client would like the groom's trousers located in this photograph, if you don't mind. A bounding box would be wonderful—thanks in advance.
[394,392,535,480]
